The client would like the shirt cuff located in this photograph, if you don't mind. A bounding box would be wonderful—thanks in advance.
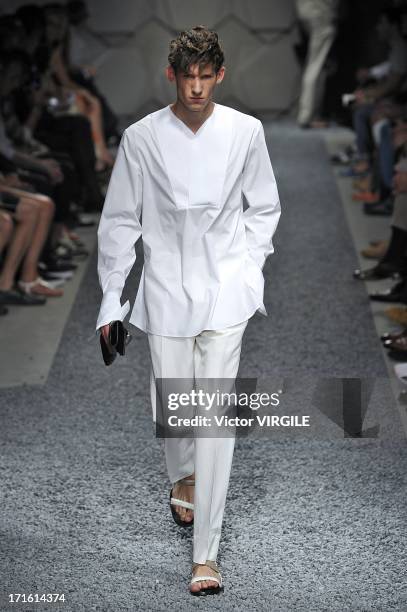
[95,291,131,334]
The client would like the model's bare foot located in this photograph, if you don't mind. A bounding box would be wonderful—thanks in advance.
[172,473,194,522]
[190,563,220,593]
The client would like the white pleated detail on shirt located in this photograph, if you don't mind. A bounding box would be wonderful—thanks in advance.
[95,102,281,337]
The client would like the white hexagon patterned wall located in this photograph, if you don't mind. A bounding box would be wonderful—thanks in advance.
[1,0,300,118]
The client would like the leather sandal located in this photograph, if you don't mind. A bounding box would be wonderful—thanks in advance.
[370,279,407,303]
[385,335,407,354]
[169,477,195,527]
[190,560,224,596]
[353,263,403,281]
[18,276,64,297]
[0,287,46,305]
[381,329,407,345]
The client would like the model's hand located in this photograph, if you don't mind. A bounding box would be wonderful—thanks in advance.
[100,324,111,346]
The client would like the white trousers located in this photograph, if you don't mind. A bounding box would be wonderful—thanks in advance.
[147,319,249,564]
[296,0,336,124]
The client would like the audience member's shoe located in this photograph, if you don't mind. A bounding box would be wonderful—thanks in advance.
[331,151,351,165]
[52,244,74,261]
[386,333,407,352]
[363,199,393,216]
[353,262,403,281]
[353,191,379,203]
[0,288,46,305]
[381,328,407,345]
[331,144,357,165]
[384,307,407,325]
[40,270,73,282]
[57,237,89,260]
[370,279,407,303]
[361,240,388,259]
[38,257,77,279]
[386,339,407,361]
[0,304,8,315]
[18,277,64,298]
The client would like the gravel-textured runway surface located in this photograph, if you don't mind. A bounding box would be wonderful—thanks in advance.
[1,123,406,611]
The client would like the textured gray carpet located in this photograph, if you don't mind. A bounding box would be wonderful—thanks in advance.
[1,123,406,612]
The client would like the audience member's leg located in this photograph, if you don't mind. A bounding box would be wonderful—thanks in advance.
[352,103,375,162]
[0,210,14,254]
[0,197,38,291]
[377,121,395,197]
[34,112,103,211]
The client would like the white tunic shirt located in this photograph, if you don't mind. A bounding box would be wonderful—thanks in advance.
[95,102,281,337]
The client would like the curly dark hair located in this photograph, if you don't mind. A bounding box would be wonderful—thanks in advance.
[168,25,224,74]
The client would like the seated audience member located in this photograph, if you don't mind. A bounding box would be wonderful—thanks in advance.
[0,50,79,278]
[9,6,104,212]
[65,0,120,144]
[351,7,407,176]
[42,2,114,170]
[0,174,64,304]
[354,137,407,281]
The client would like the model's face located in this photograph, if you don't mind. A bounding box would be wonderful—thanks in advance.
[167,62,225,112]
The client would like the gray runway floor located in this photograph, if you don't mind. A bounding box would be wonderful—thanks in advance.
[1,123,406,611]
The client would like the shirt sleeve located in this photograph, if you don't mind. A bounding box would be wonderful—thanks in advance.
[242,120,281,270]
[95,129,142,333]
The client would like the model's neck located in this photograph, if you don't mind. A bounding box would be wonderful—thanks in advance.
[170,100,215,134]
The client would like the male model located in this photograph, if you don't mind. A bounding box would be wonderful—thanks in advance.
[295,0,338,127]
[95,26,281,595]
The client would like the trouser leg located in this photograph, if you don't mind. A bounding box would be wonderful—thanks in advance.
[192,319,249,563]
[148,319,249,563]
[391,193,407,232]
[297,18,336,125]
[378,121,395,193]
[352,103,374,160]
[148,333,195,483]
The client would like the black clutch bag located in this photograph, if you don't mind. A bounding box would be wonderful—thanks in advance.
[100,320,132,366]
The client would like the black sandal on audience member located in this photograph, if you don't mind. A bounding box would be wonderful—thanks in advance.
[381,328,407,345]
[363,199,393,216]
[353,262,404,281]
[0,288,46,305]
[370,279,407,303]
[355,227,407,280]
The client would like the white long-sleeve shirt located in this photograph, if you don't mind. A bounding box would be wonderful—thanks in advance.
[95,102,281,337]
